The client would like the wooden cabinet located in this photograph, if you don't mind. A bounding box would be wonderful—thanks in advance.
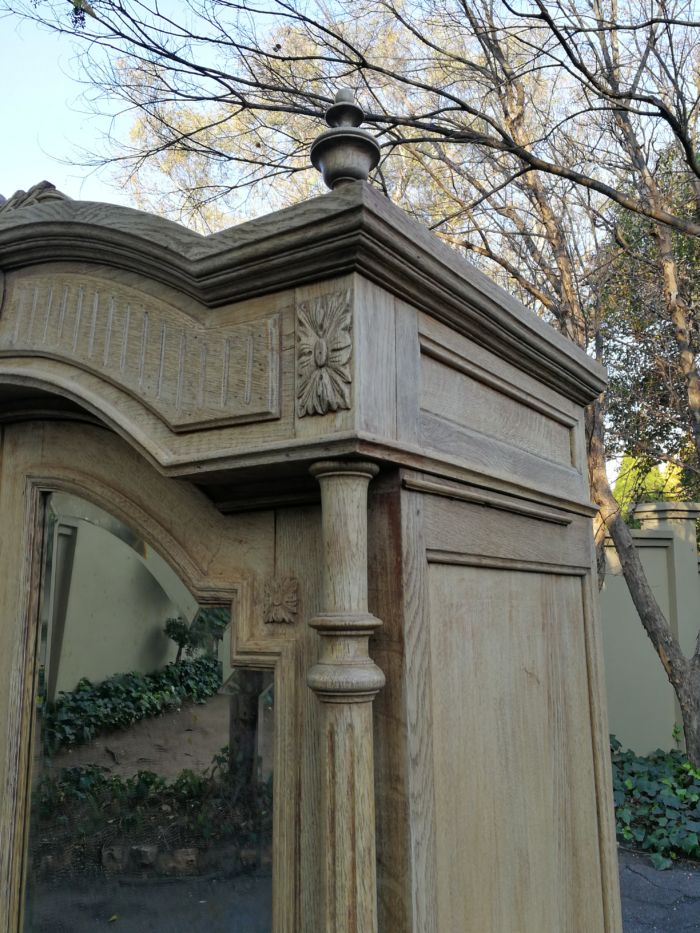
[0,180,620,931]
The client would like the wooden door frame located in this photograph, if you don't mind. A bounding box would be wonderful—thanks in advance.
[0,420,299,933]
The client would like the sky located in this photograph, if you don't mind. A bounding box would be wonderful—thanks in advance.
[0,11,628,485]
[1,15,132,206]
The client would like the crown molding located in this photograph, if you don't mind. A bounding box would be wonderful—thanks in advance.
[0,181,604,405]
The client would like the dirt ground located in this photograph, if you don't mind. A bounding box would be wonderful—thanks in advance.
[49,693,231,779]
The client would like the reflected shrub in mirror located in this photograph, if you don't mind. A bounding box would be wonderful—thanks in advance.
[43,655,222,752]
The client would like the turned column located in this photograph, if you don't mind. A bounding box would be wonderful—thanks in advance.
[307,460,385,933]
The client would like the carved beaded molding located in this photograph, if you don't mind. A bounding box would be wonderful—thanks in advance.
[296,290,352,417]
[263,577,299,624]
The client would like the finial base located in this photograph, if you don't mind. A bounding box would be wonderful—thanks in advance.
[310,89,380,189]
[310,127,380,190]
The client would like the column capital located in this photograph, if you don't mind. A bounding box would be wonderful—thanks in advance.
[309,459,380,480]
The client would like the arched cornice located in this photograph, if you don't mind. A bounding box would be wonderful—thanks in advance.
[0,181,604,407]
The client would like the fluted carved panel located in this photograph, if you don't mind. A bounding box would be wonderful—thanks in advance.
[0,274,281,431]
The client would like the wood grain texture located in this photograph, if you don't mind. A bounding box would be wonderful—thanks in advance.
[0,182,620,933]
[1,271,281,431]
[368,473,413,933]
[398,489,439,933]
[274,506,324,932]
[354,276,397,439]
[0,440,43,931]
[393,300,421,446]
[419,411,586,505]
[296,288,352,418]
[427,564,606,933]
[420,346,573,466]
[422,485,590,572]
[0,184,605,407]
[294,280,356,443]
[403,475,573,526]
[417,313,579,425]
[307,461,385,933]
[0,260,599,525]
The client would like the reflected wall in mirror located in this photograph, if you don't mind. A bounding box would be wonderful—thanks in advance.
[22,493,273,932]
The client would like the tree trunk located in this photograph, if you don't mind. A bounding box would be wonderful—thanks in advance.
[586,399,700,762]
[677,667,700,765]
[229,670,264,784]
[654,223,700,456]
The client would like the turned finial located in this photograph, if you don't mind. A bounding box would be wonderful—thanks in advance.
[310,89,381,190]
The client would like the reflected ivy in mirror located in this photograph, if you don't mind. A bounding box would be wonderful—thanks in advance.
[23,493,273,932]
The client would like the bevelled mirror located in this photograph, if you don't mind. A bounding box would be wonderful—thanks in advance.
[22,492,273,932]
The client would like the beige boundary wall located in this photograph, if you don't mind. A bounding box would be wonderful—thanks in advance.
[601,502,700,753]
[44,493,199,697]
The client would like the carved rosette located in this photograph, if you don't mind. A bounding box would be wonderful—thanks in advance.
[263,576,299,624]
[296,290,352,417]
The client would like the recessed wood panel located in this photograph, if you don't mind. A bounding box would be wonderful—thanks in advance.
[427,564,604,933]
[420,352,572,466]
[422,491,590,573]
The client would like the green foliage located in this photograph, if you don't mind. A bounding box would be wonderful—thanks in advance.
[164,606,230,662]
[43,656,222,754]
[600,150,700,493]
[163,617,192,661]
[612,455,682,522]
[34,747,272,855]
[611,736,700,870]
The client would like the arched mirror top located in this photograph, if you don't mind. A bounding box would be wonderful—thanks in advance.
[0,420,268,605]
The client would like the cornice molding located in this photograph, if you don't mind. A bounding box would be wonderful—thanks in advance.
[0,182,605,405]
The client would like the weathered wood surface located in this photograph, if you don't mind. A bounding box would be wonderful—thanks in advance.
[0,181,620,933]
[1,271,281,430]
[427,564,604,932]
[307,462,385,933]
[0,181,603,518]
[367,473,622,933]
[0,182,609,412]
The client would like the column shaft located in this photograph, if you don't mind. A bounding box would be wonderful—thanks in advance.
[308,461,384,933]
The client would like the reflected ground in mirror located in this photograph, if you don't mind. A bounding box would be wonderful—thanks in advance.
[22,493,273,932]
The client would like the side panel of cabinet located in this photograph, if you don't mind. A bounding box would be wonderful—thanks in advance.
[398,480,621,933]
[427,564,603,932]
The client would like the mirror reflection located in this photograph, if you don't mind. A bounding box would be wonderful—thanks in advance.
[23,493,273,932]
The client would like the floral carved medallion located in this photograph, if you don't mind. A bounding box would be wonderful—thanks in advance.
[296,290,352,417]
[263,577,299,624]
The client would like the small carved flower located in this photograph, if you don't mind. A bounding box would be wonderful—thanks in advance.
[264,577,299,624]
[296,290,352,417]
